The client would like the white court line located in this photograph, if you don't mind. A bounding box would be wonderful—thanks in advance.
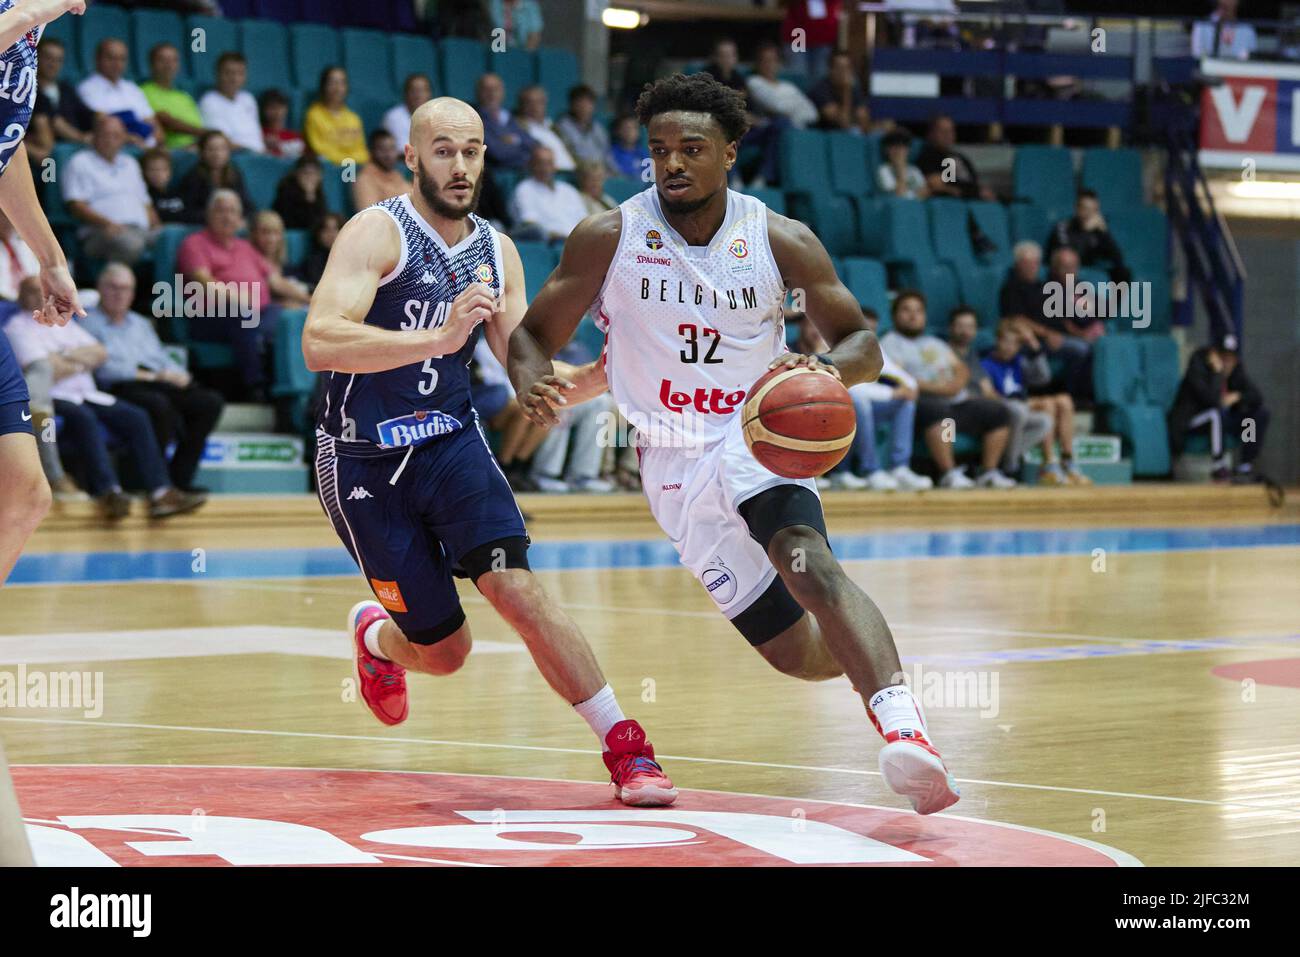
[5,714,1300,817]
[370,853,498,867]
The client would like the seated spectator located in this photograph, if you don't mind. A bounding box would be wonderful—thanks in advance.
[0,209,40,300]
[384,74,433,148]
[1191,0,1256,60]
[576,160,616,216]
[470,338,548,486]
[249,210,313,305]
[1046,189,1132,284]
[999,240,1092,402]
[511,146,589,243]
[305,67,368,167]
[260,89,305,159]
[177,190,291,399]
[177,130,256,225]
[704,38,748,98]
[981,318,1088,485]
[916,114,993,201]
[746,42,819,130]
[199,53,264,154]
[810,50,872,133]
[3,277,206,520]
[76,38,157,147]
[490,0,544,51]
[515,85,575,171]
[475,72,536,171]
[880,290,1015,489]
[528,338,615,493]
[555,84,610,169]
[141,148,186,224]
[878,128,927,198]
[140,42,206,150]
[63,115,159,266]
[1169,333,1270,483]
[608,114,648,181]
[298,212,343,288]
[30,36,93,164]
[272,155,328,231]
[1047,246,1108,343]
[81,264,225,493]
[352,130,409,211]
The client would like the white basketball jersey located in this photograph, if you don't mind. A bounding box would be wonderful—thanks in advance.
[592,187,787,448]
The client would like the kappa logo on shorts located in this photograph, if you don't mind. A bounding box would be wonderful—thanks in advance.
[369,579,408,613]
[347,486,373,500]
[701,557,738,604]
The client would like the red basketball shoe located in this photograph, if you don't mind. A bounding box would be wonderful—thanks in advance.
[603,719,678,807]
[348,600,408,726]
[878,730,960,815]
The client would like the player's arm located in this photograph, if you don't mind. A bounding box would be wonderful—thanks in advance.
[0,142,82,326]
[507,209,620,425]
[0,0,83,49]
[302,209,494,373]
[767,210,882,388]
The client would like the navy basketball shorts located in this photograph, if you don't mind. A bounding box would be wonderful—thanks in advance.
[0,336,32,436]
[314,421,529,645]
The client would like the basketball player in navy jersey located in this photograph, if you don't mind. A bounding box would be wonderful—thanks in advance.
[302,97,676,806]
[0,0,89,866]
[509,73,960,814]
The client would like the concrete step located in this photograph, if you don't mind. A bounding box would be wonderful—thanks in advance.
[194,431,309,493]
[215,403,277,433]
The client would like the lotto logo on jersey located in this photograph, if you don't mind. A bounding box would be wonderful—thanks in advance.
[475,263,494,284]
[659,378,746,415]
[375,410,462,448]
[728,238,749,259]
[645,229,664,250]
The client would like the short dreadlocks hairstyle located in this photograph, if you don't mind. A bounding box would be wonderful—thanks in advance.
[634,72,751,144]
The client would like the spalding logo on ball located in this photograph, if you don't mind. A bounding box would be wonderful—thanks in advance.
[741,364,855,479]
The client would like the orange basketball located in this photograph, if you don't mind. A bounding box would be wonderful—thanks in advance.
[741,365,856,478]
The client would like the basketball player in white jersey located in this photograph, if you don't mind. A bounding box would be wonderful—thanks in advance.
[509,73,960,814]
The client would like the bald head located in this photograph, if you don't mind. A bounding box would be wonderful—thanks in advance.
[407,97,485,223]
[410,96,483,148]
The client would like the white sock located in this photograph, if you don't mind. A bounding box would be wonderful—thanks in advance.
[868,684,928,740]
[363,620,389,661]
[573,684,626,746]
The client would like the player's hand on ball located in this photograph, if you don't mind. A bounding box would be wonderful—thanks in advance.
[767,351,841,381]
[441,283,496,351]
[521,374,576,427]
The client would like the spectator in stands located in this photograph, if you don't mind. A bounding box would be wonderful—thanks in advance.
[141,149,186,224]
[384,74,433,149]
[781,0,842,79]
[177,131,256,226]
[63,115,159,266]
[608,114,649,181]
[3,277,206,521]
[32,36,93,152]
[1169,333,1270,483]
[999,240,1092,402]
[555,85,611,170]
[881,290,1016,489]
[199,52,264,154]
[747,42,819,130]
[810,50,872,133]
[512,146,588,243]
[529,337,616,493]
[298,212,343,289]
[917,114,994,201]
[81,263,225,494]
[576,160,616,216]
[1191,0,1257,60]
[948,306,1037,480]
[305,67,368,167]
[515,85,576,171]
[141,43,206,150]
[0,209,39,301]
[1046,189,1132,284]
[260,89,305,160]
[470,338,549,487]
[272,155,328,231]
[878,128,927,198]
[352,130,409,210]
[704,38,748,97]
[1047,246,1108,343]
[489,0,544,51]
[77,39,157,147]
[250,211,313,305]
[475,73,536,171]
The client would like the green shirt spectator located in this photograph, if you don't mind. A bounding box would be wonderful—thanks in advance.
[140,43,206,149]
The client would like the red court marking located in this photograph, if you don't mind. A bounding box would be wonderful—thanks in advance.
[14,765,1139,867]
[1211,658,1300,689]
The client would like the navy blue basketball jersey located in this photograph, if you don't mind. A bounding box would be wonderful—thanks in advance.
[318,194,505,456]
[0,9,41,176]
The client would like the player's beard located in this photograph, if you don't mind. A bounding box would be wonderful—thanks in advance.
[416,159,482,220]
[658,181,722,216]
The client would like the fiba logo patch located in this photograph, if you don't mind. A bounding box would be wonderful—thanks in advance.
[645,229,664,251]
[701,558,738,604]
[475,263,494,284]
[728,238,748,259]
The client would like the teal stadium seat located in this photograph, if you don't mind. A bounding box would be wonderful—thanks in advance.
[131,10,186,80]
[318,160,351,216]
[493,48,536,104]
[77,4,131,77]
[1012,145,1075,223]
[826,131,874,198]
[168,147,199,187]
[1081,148,1144,212]
[839,257,891,321]
[536,48,579,118]
[439,38,486,104]
[232,153,293,212]
[1139,335,1180,412]
[289,23,340,91]
[1108,205,1171,333]
[967,199,1012,269]
[779,129,829,197]
[354,96,392,143]
[515,242,557,300]
[391,35,439,96]
[743,186,785,216]
[283,229,310,271]
[341,28,396,102]
[239,19,292,94]
[186,16,240,88]
[1093,334,1171,476]
[47,143,84,226]
[574,315,606,360]
[272,308,314,433]
[40,13,78,79]
[604,178,644,205]
[1009,202,1051,247]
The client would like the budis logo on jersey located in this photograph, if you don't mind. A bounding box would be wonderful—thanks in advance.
[376,409,462,449]
[701,558,738,604]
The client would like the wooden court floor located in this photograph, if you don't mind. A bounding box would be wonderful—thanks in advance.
[2,485,1298,867]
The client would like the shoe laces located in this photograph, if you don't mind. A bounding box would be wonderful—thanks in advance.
[613,752,662,782]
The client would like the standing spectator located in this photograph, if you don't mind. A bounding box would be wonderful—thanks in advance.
[1046,189,1132,284]
[176,130,256,225]
[272,155,328,231]
[489,0,544,51]
[259,89,304,159]
[999,240,1092,402]
[251,210,314,303]
[140,43,205,150]
[76,39,157,146]
[298,212,343,288]
[1168,334,1270,482]
[555,85,611,169]
[384,74,433,148]
[1191,0,1257,60]
[576,160,616,216]
[141,149,186,224]
[352,130,409,210]
[781,0,843,79]
[32,36,93,150]
[878,128,927,198]
[881,290,1015,489]
[512,146,589,242]
[63,115,159,266]
[475,73,536,171]
[916,114,993,201]
[0,210,39,301]
[746,42,819,130]
[304,67,368,167]
[515,85,575,171]
[810,50,872,133]
[199,53,265,154]
[81,264,225,494]
[607,114,649,181]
